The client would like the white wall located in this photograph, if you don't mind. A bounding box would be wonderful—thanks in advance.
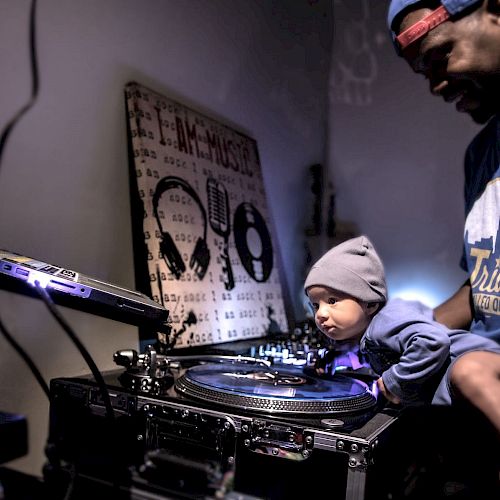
[328,0,480,307]
[0,0,332,476]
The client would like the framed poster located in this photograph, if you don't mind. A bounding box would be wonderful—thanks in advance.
[125,82,289,349]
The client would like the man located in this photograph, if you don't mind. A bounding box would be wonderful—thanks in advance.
[386,3,500,493]
[388,0,499,341]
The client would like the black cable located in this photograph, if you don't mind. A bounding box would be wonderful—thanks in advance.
[0,0,40,168]
[33,281,115,423]
[0,0,45,397]
[0,2,119,494]
[34,282,125,496]
[33,283,131,498]
[0,315,50,399]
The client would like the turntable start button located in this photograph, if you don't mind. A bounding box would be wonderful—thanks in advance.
[320,418,344,428]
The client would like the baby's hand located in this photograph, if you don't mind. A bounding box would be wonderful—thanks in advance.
[376,377,401,405]
[314,347,336,376]
[315,367,326,376]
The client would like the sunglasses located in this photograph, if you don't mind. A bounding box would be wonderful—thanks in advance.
[396,4,450,51]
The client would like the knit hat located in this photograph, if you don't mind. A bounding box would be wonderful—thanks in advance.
[387,0,482,53]
[304,236,387,303]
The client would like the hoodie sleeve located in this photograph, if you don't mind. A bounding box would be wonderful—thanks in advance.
[368,300,451,405]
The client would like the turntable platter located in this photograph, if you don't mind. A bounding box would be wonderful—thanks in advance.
[175,364,377,415]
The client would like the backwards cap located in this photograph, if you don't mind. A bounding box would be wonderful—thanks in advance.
[304,235,387,303]
[388,0,482,53]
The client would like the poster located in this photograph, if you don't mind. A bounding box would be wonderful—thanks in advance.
[125,82,289,348]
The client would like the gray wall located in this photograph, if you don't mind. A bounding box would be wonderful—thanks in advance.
[0,0,331,476]
[329,0,480,307]
[0,0,482,480]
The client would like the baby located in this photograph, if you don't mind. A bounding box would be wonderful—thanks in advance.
[304,236,500,433]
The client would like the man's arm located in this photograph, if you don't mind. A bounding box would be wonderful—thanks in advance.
[433,280,473,330]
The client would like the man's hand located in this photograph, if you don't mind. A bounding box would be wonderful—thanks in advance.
[377,377,401,404]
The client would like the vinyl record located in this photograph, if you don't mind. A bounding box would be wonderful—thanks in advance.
[175,364,376,415]
[233,203,273,282]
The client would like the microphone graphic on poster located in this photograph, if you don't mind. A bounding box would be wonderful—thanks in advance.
[207,178,235,290]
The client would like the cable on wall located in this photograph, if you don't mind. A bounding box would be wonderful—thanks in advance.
[0,0,40,170]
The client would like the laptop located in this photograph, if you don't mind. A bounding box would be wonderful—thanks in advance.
[0,249,169,331]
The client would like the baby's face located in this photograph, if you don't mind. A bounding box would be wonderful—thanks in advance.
[307,285,372,342]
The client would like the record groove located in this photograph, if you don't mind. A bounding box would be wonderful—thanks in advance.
[175,364,376,415]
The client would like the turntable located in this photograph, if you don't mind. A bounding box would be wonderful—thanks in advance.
[175,363,377,415]
[46,342,407,500]
[113,345,378,417]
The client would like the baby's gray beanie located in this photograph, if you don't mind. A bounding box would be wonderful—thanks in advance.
[304,235,387,303]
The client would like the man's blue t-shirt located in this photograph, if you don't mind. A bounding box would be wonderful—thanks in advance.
[462,114,500,343]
